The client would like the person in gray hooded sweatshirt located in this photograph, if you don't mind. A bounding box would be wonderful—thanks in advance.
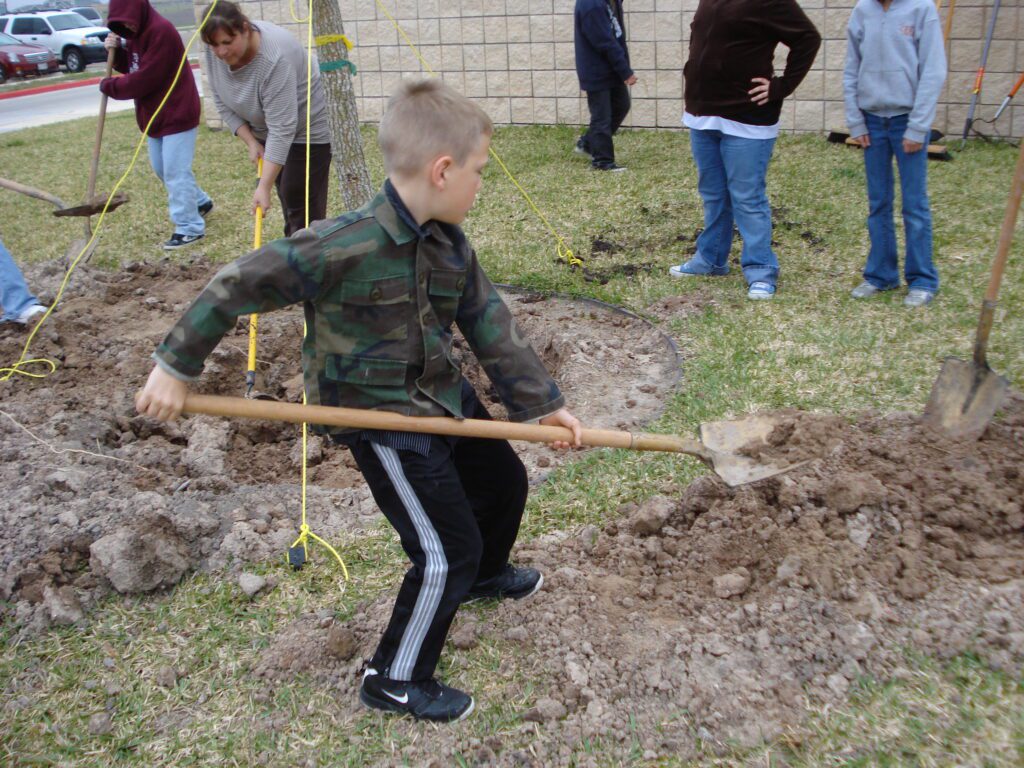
[843,0,946,308]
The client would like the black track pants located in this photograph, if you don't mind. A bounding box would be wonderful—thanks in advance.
[348,393,529,682]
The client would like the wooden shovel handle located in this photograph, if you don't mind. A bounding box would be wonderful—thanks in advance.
[183,394,709,458]
[0,176,69,209]
[986,140,1024,305]
[86,46,117,201]
[974,139,1024,366]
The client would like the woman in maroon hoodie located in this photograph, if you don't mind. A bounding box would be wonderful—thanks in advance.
[668,0,820,300]
[101,0,213,250]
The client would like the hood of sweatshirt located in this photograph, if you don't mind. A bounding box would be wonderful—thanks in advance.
[106,0,151,39]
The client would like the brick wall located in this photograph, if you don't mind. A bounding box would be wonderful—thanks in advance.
[197,0,1024,138]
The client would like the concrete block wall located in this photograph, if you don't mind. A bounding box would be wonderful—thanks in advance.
[197,0,1024,138]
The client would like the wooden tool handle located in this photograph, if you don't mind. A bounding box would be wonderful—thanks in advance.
[86,47,117,201]
[985,139,1024,305]
[0,176,69,209]
[974,139,1024,367]
[183,394,709,458]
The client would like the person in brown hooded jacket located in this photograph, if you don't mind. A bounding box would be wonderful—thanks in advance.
[101,0,213,250]
[668,0,820,301]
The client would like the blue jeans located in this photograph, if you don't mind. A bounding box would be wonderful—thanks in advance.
[148,127,211,237]
[0,237,38,323]
[862,112,938,292]
[689,128,778,286]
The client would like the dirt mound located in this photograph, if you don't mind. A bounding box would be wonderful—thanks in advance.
[251,398,1024,764]
[0,259,679,629]
[4,259,1023,765]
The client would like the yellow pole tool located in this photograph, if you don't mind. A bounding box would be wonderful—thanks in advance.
[245,159,263,398]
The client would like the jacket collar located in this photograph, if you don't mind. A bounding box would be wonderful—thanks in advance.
[374,181,452,246]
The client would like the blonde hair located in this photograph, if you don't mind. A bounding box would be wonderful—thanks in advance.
[378,79,493,178]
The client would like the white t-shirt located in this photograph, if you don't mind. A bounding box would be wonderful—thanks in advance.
[683,111,779,140]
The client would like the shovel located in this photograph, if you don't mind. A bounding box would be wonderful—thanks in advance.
[182,394,800,487]
[0,176,118,263]
[922,139,1024,440]
[0,176,125,217]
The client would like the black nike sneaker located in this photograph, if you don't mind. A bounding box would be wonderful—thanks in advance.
[462,563,543,603]
[360,669,474,722]
[162,232,204,250]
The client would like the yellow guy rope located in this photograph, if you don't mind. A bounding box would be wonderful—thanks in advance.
[287,0,348,579]
[371,0,582,268]
[1,3,223,383]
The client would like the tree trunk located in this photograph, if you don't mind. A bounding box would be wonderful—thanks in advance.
[312,0,374,209]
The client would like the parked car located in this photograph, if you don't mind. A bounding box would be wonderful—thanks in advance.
[0,30,59,84]
[70,7,104,24]
[0,10,108,73]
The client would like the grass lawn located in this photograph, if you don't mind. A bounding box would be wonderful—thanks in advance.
[1,113,1023,766]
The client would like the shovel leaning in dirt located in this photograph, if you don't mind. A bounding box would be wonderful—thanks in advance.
[0,50,127,264]
[69,46,129,262]
[182,394,801,487]
[922,138,1024,440]
[52,49,129,222]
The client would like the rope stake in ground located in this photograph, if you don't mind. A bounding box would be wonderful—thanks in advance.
[284,0,347,578]
[371,0,582,268]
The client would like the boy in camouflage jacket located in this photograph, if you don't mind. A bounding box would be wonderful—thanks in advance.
[136,79,581,723]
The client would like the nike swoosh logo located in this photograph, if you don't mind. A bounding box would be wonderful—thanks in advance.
[384,690,409,704]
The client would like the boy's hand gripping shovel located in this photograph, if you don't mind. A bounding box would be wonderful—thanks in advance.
[922,139,1024,439]
[181,394,802,487]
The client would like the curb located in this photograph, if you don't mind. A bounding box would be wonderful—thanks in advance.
[0,62,200,102]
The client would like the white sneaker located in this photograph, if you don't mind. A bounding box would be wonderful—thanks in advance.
[904,289,935,308]
[746,281,776,300]
[15,304,47,325]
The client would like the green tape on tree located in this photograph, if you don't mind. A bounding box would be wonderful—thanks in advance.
[319,59,357,75]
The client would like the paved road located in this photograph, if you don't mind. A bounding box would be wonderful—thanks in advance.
[0,67,203,134]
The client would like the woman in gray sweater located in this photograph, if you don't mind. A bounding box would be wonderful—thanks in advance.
[201,2,332,235]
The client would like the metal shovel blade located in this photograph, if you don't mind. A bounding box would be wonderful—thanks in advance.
[698,414,797,487]
[52,192,129,218]
[922,356,1009,441]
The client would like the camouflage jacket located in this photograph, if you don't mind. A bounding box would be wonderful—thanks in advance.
[154,186,565,434]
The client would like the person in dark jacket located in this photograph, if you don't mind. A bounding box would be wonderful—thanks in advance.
[668,0,820,300]
[573,0,636,171]
[101,0,212,250]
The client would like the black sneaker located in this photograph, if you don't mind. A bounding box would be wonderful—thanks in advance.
[360,669,474,722]
[163,233,204,250]
[198,199,214,217]
[462,564,543,603]
[591,162,627,173]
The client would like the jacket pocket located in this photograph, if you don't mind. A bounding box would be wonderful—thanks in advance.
[428,268,467,328]
[331,275,411,342]
[324,353,407,386]
[858,69,915,114]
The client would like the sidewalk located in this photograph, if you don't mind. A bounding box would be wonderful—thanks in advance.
[0,62,200,102]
